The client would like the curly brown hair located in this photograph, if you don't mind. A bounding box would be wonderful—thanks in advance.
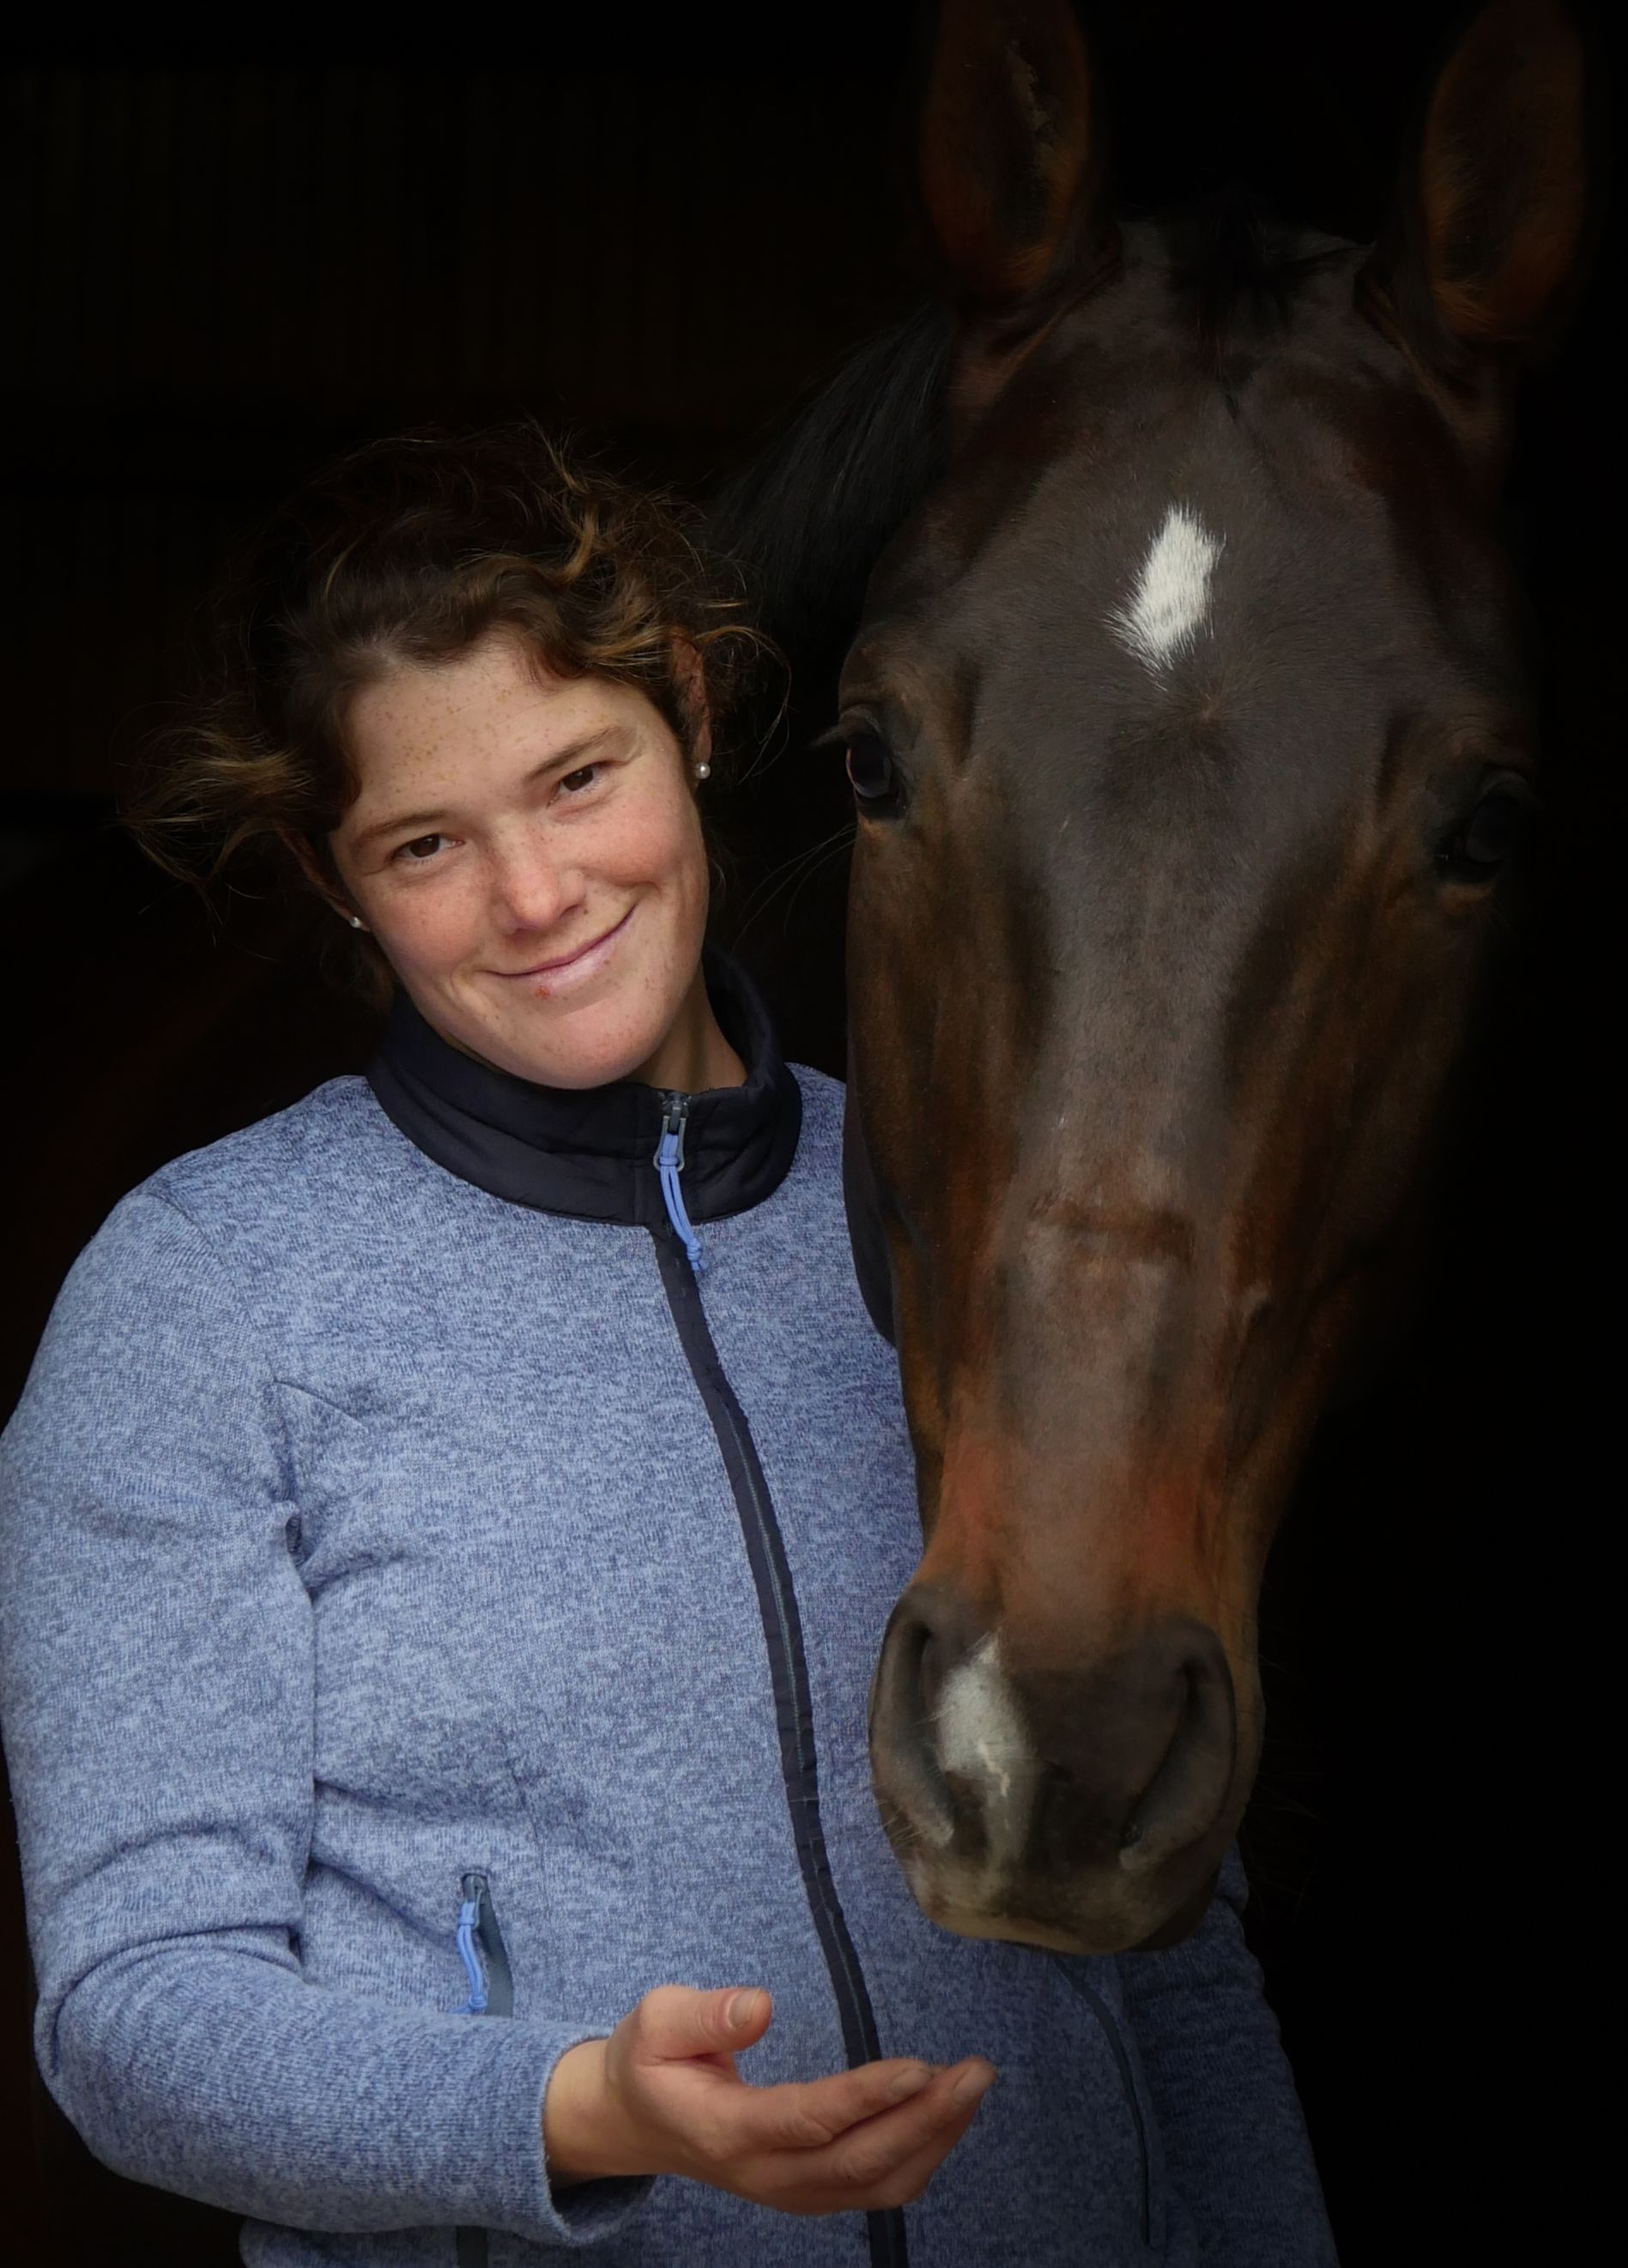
[124,420,772,1007]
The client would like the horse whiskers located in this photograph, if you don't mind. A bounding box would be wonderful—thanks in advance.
[729,822,853,942]
[727,832,835,933]
[872,1789,928,1855]
[779,831,853,928]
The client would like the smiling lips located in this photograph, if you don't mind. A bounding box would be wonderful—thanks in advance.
[495,905,634,989]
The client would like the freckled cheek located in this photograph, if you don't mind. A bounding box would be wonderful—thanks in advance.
[596,799,699,892]
[372,878,489,977]
[599,813,711,961]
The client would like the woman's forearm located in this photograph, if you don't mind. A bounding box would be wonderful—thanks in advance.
[50,1937,640,2245]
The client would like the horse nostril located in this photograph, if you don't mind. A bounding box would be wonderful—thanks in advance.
[1117,1630,1237,1872]
[1025,1623,1235,1877]
[871,1583,1002,1851]
[870,1591,956,1848]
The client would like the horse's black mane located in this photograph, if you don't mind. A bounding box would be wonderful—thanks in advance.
[708,302,953,668]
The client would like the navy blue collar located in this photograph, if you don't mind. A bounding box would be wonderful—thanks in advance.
[365,945,802,1229]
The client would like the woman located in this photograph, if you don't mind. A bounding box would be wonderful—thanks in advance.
[0,426,1334,2265]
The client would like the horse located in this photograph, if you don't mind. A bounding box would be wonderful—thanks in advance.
[716,0,1592,1957]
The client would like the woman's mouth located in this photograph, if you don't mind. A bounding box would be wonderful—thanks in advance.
[493,905,635,995]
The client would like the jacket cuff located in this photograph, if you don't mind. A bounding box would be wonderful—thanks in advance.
[475,2023,655,2249]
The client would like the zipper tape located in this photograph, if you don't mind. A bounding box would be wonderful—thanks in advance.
[652,1227,907,2268]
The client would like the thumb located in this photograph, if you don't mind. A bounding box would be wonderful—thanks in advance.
[640,1984,774,2062]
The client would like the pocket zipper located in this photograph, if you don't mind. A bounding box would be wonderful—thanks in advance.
[455,1870,513,2017]
[456,1872,512,2268]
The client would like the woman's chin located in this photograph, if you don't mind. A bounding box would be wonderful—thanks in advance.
[406,962,686,1092]
[480,1006,675,1092]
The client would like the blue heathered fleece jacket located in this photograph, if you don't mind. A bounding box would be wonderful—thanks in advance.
[0,954,1335,2265]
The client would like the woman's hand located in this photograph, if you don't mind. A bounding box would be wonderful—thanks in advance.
[544,1984,994,2215]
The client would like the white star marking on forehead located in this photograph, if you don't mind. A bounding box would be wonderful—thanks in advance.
[1107,502,1225,674]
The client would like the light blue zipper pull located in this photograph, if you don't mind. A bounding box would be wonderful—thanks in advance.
[656,1093,705,1274]
[455,1886,487,2013]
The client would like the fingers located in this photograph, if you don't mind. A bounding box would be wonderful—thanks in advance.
[866,2068,993,2204]
[823,2059,995,2190]
[838,2072,991,2211]
[735,2057,935,2152]
[633,1983,774,2063]
[757,2058,996,2213]
[617,1983,994,2216]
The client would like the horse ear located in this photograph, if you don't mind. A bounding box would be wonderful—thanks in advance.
[918,0,1112,311]
[1366,0,1592,367]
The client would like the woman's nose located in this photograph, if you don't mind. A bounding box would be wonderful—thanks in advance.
[489,843,584,934]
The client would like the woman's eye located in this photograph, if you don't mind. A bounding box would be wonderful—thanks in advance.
[559,765,601,795]
[1437,785,1539,883]
[394,833,448,864]
[844,730,905,815]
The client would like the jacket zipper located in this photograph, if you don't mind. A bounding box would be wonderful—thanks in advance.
[455,1872,513,2268]
[651,1097,907,2268]
[1051,1958,1153,2247]
[657,1091,706,1271]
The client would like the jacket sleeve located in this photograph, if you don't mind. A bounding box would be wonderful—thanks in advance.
[0,1185,651,2248]
[1117,1846,1338,2265]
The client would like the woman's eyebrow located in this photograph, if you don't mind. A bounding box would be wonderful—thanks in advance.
[350,725,626,851]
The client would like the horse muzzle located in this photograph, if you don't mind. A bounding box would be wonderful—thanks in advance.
[868,1581,1239,1953]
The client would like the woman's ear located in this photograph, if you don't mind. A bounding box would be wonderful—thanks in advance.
[668,636,714,778]
[279,826,366,929]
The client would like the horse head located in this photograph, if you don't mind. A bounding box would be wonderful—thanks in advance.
[841,0,1591,1953]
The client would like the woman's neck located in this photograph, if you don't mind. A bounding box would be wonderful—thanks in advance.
[627,960,747,1093]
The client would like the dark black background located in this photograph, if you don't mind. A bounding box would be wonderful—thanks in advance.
[0,3,1613,2260]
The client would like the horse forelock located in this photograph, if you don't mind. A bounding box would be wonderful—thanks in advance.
[717,200,1412,683]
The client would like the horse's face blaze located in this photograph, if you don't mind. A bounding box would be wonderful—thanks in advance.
[848,0,1588,1955]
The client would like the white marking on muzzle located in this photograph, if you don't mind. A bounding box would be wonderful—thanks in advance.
[935,1636,1038,1866]
[1108,502,1224,673]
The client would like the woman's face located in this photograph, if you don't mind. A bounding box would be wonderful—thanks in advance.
[328,632,717,1091]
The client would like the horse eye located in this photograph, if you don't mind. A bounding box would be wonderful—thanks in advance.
[1437,787,1536,882]
[845,730,903,813]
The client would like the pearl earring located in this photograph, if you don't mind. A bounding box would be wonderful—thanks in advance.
[693,761,711,781]
[348,915,365,930]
